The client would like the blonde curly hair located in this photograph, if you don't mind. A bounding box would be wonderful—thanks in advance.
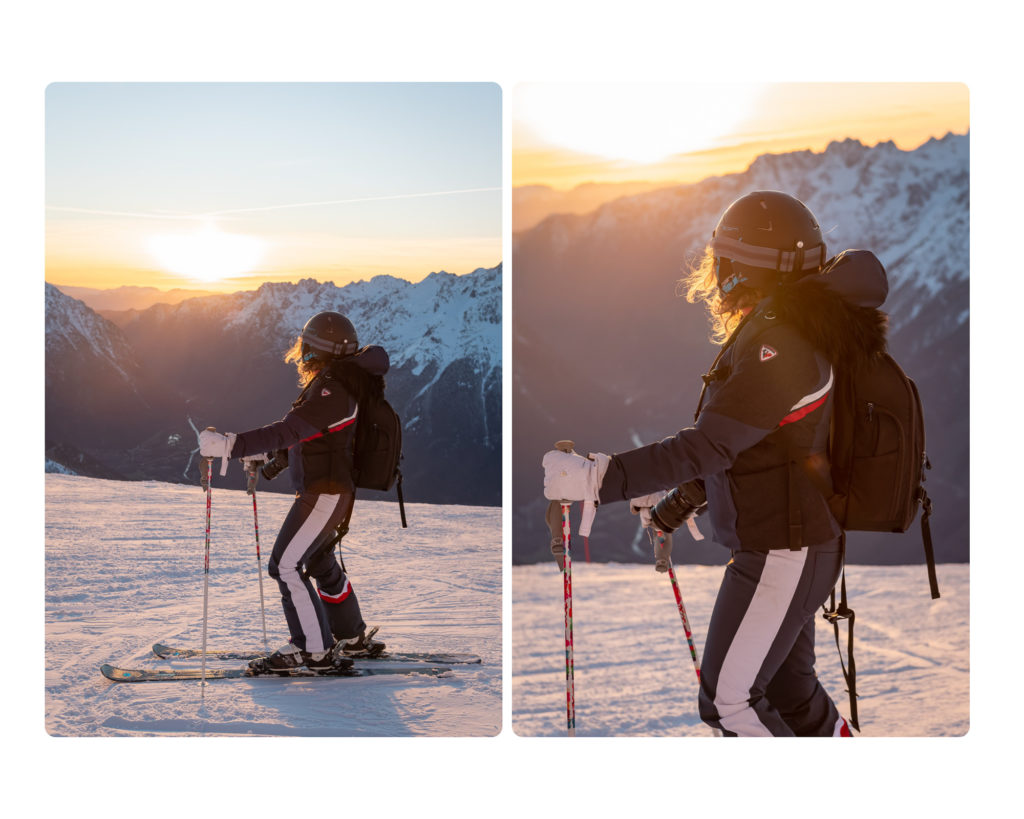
[284,338,324,387]
[681,245,765,344]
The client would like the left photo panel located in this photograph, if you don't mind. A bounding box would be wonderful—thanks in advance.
[44,82,502,736]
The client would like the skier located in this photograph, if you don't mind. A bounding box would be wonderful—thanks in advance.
[542,191,888,736]
[199,311,387,672]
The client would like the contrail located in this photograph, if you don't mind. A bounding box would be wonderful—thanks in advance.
[198,186,501,217]
[46,206,197,221]
[48,186,501,221]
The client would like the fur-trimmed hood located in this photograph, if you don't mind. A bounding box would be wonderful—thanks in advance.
[325,344,390,405]
[769,250,889,370]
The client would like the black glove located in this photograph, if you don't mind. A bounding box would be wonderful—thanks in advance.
[650,479,707,534]
[261,449,288,481]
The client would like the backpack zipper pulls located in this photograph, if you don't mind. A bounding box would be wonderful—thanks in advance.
[866,402,874,422]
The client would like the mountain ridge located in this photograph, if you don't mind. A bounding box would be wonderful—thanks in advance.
[46,265,502,506]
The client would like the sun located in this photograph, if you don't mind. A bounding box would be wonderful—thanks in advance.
[146,224,266,282]
[515,84,762,164]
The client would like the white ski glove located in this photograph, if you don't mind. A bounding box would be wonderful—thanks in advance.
[198,429,237,476]
[629,491,667,529]
[542,449,610,503]
[199,429,236,459]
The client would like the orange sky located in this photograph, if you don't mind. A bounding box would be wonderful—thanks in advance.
[512,83,969,189]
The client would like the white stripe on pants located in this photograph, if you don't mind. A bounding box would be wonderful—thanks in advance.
[275,493,341,654]
[714,548,809,737]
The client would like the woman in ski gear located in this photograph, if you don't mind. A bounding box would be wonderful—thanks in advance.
[543,191,885,736]
[199,311,387,671]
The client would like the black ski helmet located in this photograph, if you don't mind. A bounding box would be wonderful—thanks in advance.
[711,191,826,295]
[299,311,358,361]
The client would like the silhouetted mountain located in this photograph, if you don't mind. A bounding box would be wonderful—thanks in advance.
[55,284,217,312]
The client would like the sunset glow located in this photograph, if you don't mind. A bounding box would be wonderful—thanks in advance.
[513,83,969,189]
[516,84,761,164]
[146,224,266,282]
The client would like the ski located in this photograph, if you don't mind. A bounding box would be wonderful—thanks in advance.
[152,642,482,665]
[101,663,452,683]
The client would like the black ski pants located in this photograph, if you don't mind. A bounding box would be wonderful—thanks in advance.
[697,539,846,736]
[268,490,365,653]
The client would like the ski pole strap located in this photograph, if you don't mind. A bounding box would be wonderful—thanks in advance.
[919,489,940,599]
[822,564,858,732]
[397,471,407,528]
[546,500,566,570]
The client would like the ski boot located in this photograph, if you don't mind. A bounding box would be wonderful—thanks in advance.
[335,626,386,658]
[248,642,354,675]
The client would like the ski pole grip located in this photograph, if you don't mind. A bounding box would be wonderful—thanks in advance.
[546,500,566,570]
[653,529,672,572]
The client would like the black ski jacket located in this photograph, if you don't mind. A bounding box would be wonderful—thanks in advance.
[598,250,889,551]
[231,345,390,495]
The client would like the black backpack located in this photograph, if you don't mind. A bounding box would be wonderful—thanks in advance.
[827,352,938,595]
[353,384,407,527]
[819,352,938,731]
[305,359,407,528]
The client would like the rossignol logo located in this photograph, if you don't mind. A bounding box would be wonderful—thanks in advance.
[321,387,332,397]
[760,344,778,362]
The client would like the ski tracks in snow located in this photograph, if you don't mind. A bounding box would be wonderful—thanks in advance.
[513,561,968,737]
[45,475,501,737]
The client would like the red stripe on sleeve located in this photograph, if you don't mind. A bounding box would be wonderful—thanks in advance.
[778,394,828,427]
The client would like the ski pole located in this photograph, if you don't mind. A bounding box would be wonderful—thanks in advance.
[668,573,701,681]
[554,439,577,737]
[246,460,270,652]
[200,455,213,692]
[561,501,575,736]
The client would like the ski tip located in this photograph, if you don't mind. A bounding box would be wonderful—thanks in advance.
[100,664,139,681]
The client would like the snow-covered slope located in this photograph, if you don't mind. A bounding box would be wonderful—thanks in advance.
[513,561,967,737]
[45,474,501,737]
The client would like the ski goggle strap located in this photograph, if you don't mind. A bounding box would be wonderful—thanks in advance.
[711,235,826,274]
[301,332,358,357]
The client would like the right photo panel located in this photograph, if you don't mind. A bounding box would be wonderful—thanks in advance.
[512,83,969,737]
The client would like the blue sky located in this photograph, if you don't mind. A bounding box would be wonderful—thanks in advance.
[46,82,501,289]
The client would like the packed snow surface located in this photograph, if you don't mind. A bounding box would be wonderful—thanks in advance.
[46,474,501,737]
[513,560,967,737]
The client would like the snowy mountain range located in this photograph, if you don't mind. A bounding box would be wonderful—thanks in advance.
[513,133,969,565]
[45,265,502,505]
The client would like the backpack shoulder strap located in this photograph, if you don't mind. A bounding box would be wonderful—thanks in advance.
[821,535,859,731]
